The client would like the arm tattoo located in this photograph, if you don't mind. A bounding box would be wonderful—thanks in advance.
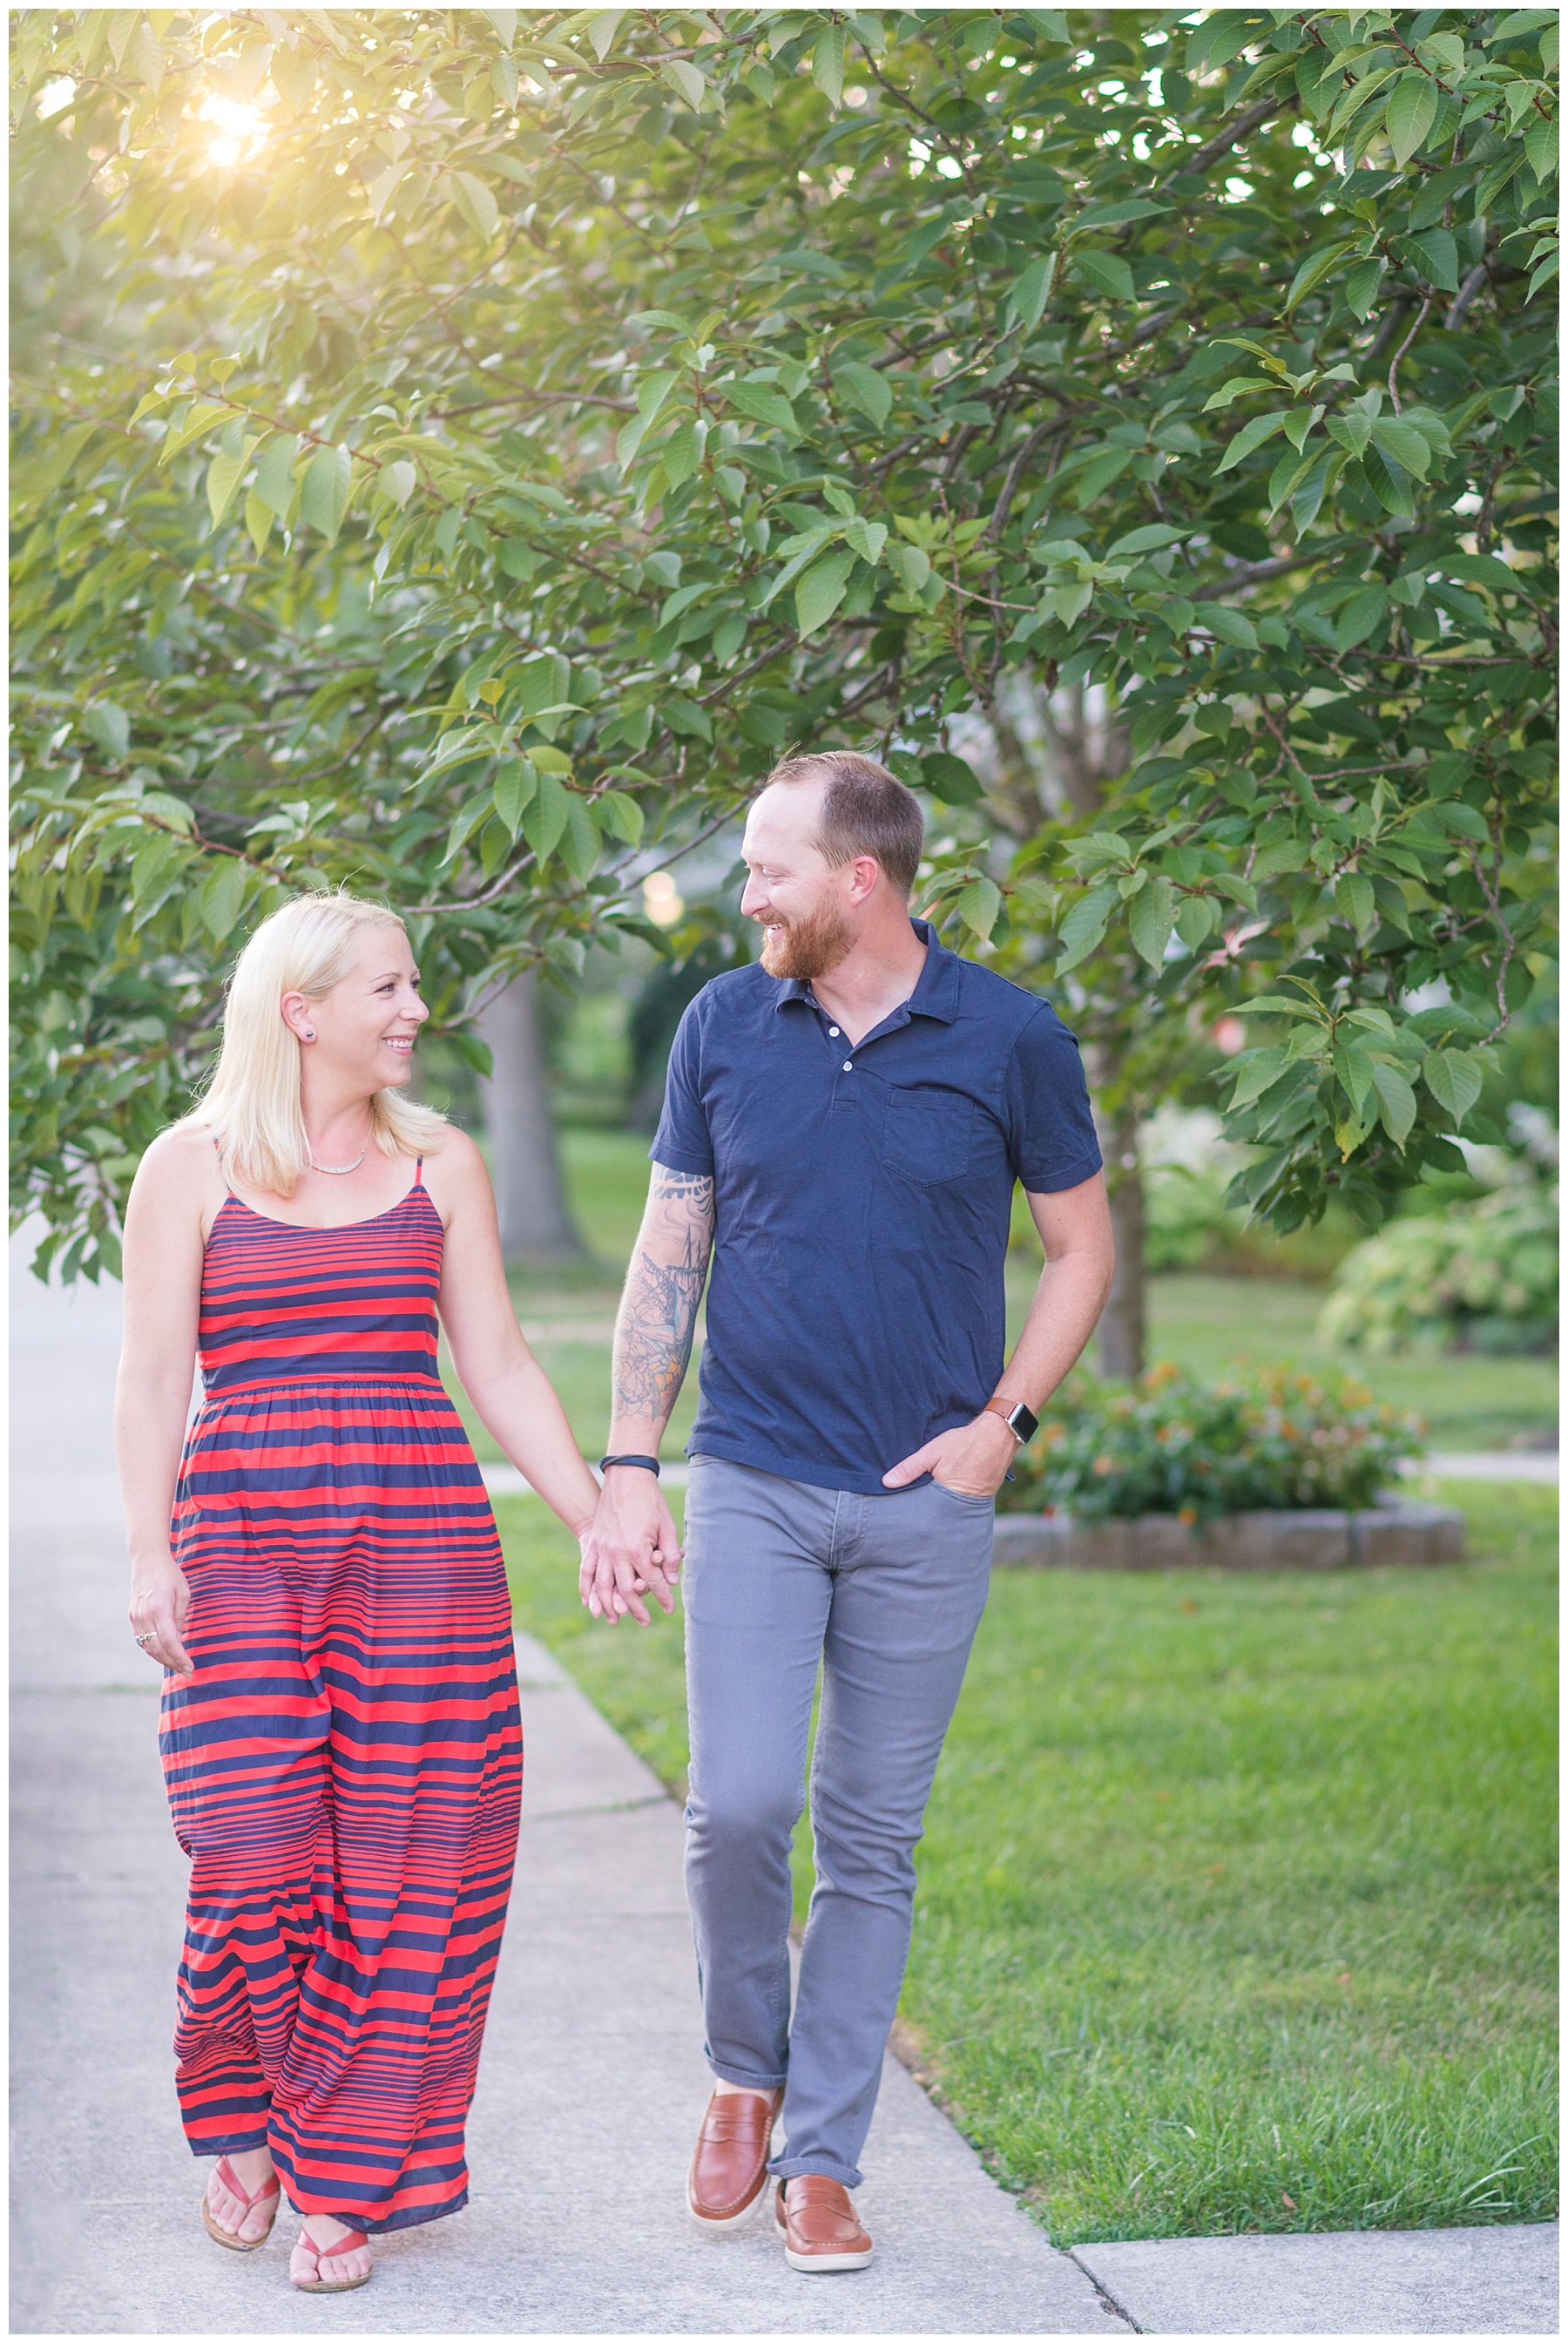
[611,1167,715,1432]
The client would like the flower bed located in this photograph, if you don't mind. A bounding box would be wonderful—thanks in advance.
[998,1361,1424,1524]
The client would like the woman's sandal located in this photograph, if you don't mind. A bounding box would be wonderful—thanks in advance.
[199,2157,281,2252]
[291,2227,373,2294]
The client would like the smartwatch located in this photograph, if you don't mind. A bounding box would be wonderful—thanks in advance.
[984,1397,1039,1446]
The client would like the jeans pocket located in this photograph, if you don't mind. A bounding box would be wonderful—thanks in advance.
[931,1478,995,1509]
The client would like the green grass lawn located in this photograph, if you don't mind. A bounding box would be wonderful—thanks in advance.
[497,1480,1557,2244]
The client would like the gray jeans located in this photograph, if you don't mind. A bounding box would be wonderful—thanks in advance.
[681,1454,994,2189]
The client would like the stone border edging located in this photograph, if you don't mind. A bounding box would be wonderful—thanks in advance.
[992,1502,1465,1571]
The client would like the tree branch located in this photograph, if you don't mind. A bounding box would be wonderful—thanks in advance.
[1172,91,1294,183]
[1189,547,1326,601]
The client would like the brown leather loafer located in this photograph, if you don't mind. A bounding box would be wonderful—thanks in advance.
[686,2087,782,2227]
[775,2175,875,2272]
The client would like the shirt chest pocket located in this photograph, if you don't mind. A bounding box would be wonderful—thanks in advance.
[882,1087,974,1185]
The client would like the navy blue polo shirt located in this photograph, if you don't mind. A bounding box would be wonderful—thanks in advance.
[650,921,1102,1495]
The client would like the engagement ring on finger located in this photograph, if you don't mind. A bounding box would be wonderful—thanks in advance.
[133,1632,153,1646]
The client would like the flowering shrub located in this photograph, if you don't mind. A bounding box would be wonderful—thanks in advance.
[1318,1189,1558,1357]
[998,1362,1423,1524]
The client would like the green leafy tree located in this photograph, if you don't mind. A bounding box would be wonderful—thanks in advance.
[11,6,1556,1306]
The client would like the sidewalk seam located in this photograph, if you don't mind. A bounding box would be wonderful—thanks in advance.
[1068,2249,1144,2333]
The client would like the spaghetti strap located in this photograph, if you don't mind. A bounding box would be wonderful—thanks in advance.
[414,1157,424,1185]
[211,1137,234,1195]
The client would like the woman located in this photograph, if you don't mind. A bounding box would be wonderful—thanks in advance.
[117,891,607,2292]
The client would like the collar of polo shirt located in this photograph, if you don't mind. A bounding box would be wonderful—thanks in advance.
[773,918,962,1026]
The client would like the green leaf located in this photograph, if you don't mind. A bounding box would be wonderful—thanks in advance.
[1073,249,1134,303]
[587,10,626,61]
[1214,411,1288,475]
[1370,418,1433,478]
[1205,606,1258,650]
[1175,894,1219,949]
[844,517,887,565]
[559,795,602,879]
[663,694,713,742]
[450,170,500,240]
[1524,112,1557,183]
[199,857,247,941]
[1335,873,1377,933]
[269,41,317,110]
[1402,227,1459,291]
[156,401,226,468]
[596,789,644,845]
[1369,1058,1418,1145]
[923,752,983,805]
[299,444,353,543]
[659,57,706,111]
[956,877,1002,941]
[1343,257,1385,320]
[834,362,892,429]
[82,701,130,761]
[522,770,571,864]
[724,380,800,437]
[1056,882,1117,972]
[205,437,259,530]
[885,542,931,593]
[1229,1046,1293,1108]
[1129,875,1176,967]
[1008,249,1058,328]
[253,434,301,521]
[1077,198,1170,229]
[1332,1041,1376,1114]
[661,419,703,486]
[491,757,537,838]
[1422,1048,1484,1126]
[1285,238,1360,312]
[812,22,846,105]
[1107,524,1186,558]
[1335,585,1389,649]
[1385,71,1440,166]
[243,486,274,554]
[795,550,856,635]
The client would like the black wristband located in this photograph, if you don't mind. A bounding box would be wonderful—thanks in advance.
[599,1453,661,1477]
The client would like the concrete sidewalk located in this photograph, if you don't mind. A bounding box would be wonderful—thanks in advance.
[10,1245,1558,2335]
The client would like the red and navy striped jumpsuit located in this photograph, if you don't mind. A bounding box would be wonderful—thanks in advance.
[159,1162,522,2234]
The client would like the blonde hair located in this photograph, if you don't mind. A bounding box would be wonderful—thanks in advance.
[175,891,448,1195]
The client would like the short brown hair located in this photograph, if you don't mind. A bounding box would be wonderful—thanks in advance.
[763,750,925,897]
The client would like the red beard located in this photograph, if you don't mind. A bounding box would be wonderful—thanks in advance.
[757,897,856,981]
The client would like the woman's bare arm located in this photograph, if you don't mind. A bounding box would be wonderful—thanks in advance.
[116,1131,213,1674]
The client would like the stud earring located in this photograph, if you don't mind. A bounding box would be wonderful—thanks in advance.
[303,1029,315,1041]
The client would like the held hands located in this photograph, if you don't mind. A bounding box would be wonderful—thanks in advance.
[882,1409,1018,1498]
[129,1554,195,1676]
[578,1466,684,1628]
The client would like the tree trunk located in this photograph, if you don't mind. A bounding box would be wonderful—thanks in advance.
[1098,1116,1146,1382]
[475,971,587,1264]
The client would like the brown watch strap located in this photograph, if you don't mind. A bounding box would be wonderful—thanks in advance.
[984,1398,1023,1436]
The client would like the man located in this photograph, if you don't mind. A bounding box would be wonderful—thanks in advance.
[582,750,1113,2272]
